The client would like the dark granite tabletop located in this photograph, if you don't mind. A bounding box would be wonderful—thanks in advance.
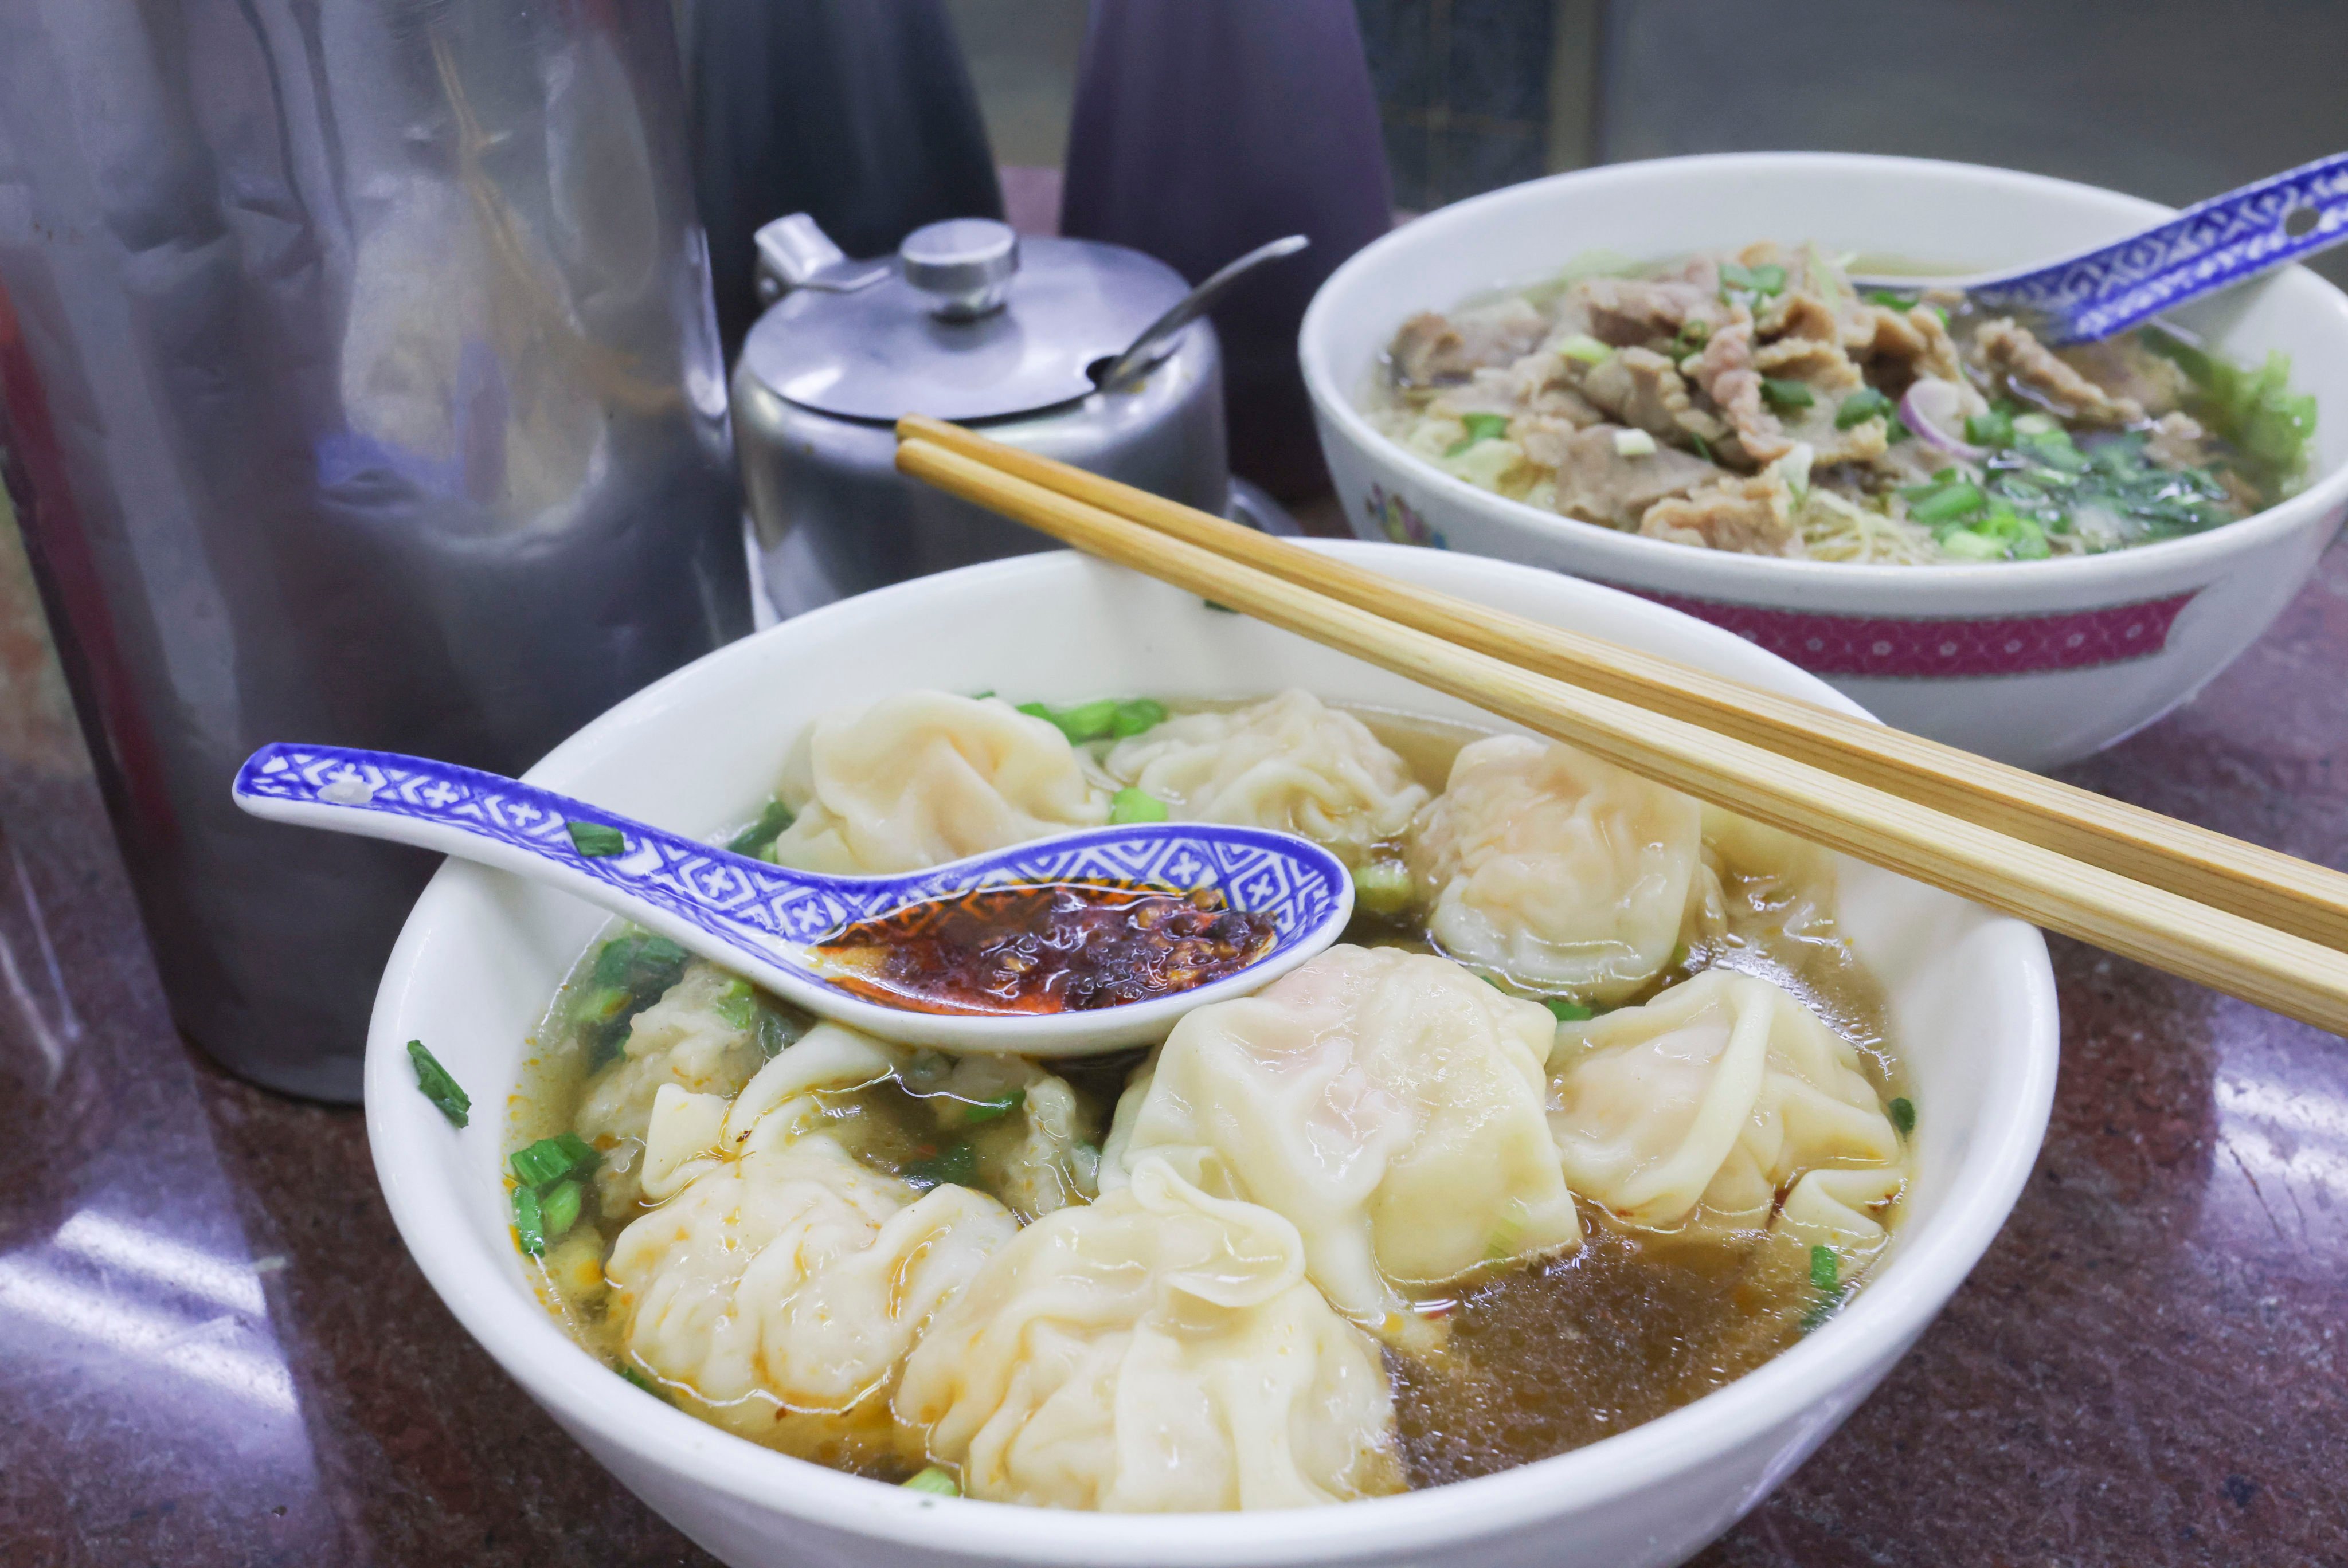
[3,520,2346,1568]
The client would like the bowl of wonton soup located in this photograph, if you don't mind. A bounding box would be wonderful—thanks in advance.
[1301,152,2348,771]
[365,542,2057,1568]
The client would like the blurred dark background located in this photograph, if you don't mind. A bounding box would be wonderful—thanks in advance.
[950,0,2348,290]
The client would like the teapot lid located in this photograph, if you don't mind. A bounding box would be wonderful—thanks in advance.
[740,217,1193,423]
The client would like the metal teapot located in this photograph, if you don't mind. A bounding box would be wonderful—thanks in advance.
[732,214,1298,615]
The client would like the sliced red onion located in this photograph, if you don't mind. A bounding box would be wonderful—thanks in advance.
[1900,377,1987,462]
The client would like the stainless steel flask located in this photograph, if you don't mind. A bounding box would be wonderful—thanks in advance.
[0,2,749,1100]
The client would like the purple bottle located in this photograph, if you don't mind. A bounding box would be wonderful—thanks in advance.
[1059,0,1392,503]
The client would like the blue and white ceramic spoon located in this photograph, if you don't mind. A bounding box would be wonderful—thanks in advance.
[1850,149,2348,344]
[232,743,1352,1056]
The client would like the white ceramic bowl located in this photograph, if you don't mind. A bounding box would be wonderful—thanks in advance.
[366,544,2057,1568]
[1302,152,2348,770]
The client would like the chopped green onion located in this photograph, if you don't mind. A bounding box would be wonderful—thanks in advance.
[1056,698,1121,740]
[573,984,632,1025]
[2144,334,2316,481]
[2085,436,2143,478]
[567,820,626,858]
[755,1005,802,1059]
[2010,411,2060,437]
[618,1365,663,1398]
[1021,696,1169,746]
[1719,261,1787,297]
[725,799,795,857]
[958,1089,1026,1126]
[1544,998,1594,1023]
[1445,411,1512,456]
[1885,416,1913,444]
[512,1183,547,1257]
[1809,1244,1840,1293]
[1759,377,1814,411]
[713,978,758,1030]
[1350,860,1414,918]
[1938,528,2003,560]
[1612,428,1657,457]
[1963,409,2014,448]
[1889,1096,1916,1136]
[539,1178,583,1238]
[511,1132,599,1189]
[1905,480,1987,526]
[1557,334,1613,365]
[408,1040,471,1127]
[1685,430,1716,463]
[902,1466,960,1496]
[1021,699,1088,738]
[1109,698,1167,738]
[1862,288,1916,309]
[905,1142,980,1189]
[594,932,687,989]
[2016,428,2086,473]
[1202,599,1239,614]
[1109,786,1169,824]
[1669,318,1711,356]
[1834,387,1896,429]
[578,932,694,1072]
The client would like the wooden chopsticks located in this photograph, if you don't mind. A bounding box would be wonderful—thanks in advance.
[894,415,2348,1036]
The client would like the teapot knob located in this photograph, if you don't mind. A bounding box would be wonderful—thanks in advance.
[900,218,1019,320]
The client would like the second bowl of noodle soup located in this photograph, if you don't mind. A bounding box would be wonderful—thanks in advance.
[363,542,2056,1568]
[1301,153,2348,770]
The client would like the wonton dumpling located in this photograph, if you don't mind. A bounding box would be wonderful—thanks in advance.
[1777,1164,1906,1253]
[1096,689,1428,868]
[638,1020,905,1201]
[985,1073,1099,1219]
[1100,944,1579,1328]
[608,1028,1019,1449]
[1408,735,1702,1001]
[1547,969,1901,1233]
[895,1158,1400,1511]
[649,1025,1101,1221]
[611,1135,1015,1438]
[898,1049,1103,1220]
[769,691,1108,875]
[576,963,766,1214]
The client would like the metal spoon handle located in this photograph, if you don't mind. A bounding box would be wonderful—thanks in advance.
[1854,150,2348,344]
[1094,233,1310,390]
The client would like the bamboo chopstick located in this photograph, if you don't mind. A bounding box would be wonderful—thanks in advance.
[895,430,2348,1036]
[901,412,2348,957]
